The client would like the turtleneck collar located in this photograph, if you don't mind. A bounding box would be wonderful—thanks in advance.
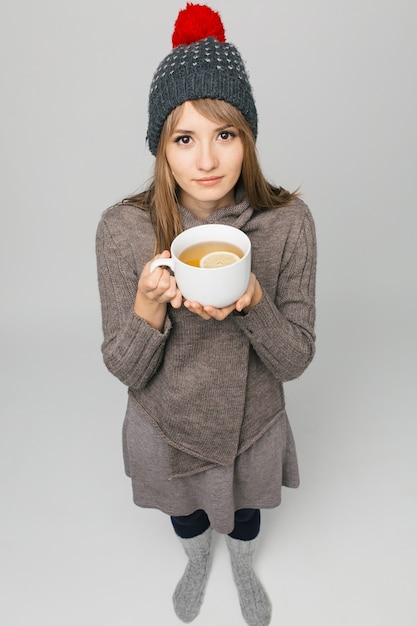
[178,184,253,232]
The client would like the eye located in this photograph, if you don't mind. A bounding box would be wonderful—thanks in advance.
[218,130,236,141]
[174,135,192,145]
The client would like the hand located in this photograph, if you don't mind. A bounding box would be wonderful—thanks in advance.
[137,251,183,308]
[134,251,183,330]
[184,273,263,321]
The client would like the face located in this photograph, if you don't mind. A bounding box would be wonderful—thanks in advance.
[165,101,244,217]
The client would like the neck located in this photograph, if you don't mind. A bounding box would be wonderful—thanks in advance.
[178,192,236,221]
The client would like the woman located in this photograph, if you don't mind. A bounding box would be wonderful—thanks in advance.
[96,4,316,625]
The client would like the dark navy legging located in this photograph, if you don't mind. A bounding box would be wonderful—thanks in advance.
[171,508,260,541]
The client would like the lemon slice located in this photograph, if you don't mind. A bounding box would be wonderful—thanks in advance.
[199,250,240,268]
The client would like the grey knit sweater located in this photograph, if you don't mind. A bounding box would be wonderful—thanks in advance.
[96,191,316,477]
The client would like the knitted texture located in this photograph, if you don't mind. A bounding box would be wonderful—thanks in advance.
[146,4,257,154]
[173,528,213,622]
[96,194,316,477]
[226,536,272,626]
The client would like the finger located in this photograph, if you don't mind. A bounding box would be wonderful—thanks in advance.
[164,276,181,304]
[235,294,250,312]
[154,250,171,262]
[145,267,170,292]
[203,303,235,320]
[170,289,183,309]
[147,250,171,278]
[184,301,212,320]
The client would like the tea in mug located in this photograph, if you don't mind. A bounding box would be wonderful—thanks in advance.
[179,241,244,268]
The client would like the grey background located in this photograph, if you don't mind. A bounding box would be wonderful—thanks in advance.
[1,0,416,624]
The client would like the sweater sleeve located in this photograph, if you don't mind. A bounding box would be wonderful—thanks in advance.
[95,215,172,389]
[234,207,316,382]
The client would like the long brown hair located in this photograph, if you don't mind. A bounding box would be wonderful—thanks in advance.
[125,99,299,253]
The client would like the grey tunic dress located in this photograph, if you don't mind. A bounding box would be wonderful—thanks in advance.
[123,395,300,534]
[96,190,316,534]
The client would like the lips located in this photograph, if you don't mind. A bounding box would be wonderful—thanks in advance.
[195,176,223,186]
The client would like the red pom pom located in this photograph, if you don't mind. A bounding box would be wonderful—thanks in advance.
[172,3,226,48]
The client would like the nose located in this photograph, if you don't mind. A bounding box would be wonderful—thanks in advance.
[196,141,218,171]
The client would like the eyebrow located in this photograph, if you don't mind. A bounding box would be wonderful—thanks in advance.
[172,124,234,135]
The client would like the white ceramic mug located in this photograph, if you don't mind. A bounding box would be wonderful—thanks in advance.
[150,224,251,307]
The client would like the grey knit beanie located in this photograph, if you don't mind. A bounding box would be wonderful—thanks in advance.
[147,3,258,155]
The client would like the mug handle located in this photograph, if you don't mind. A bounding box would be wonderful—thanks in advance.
[149,257,175,273]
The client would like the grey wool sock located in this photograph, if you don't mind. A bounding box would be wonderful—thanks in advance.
[225,535,272,626]
[173,527,213,623]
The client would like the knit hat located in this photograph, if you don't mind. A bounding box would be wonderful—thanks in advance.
[147,3,258,155]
